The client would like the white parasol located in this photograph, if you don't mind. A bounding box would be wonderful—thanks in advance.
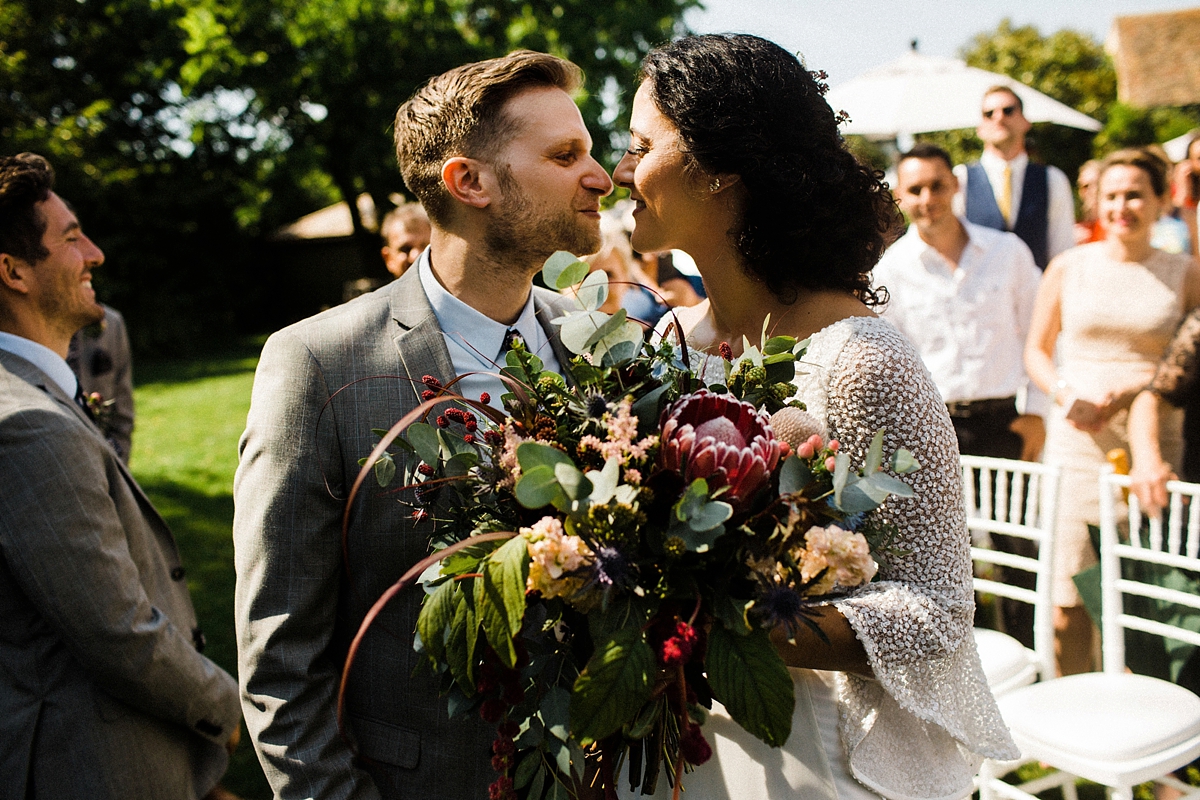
[826,49,1102,139]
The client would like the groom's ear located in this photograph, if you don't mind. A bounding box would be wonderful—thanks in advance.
[442,157,493,209]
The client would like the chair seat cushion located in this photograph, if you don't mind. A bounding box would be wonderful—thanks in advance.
[998,672,1200,761]
[973,627,1035,689]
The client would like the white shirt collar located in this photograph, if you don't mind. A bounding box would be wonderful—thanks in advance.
[0,330,79,397]
[417,250,544,367]
[980,149,1028,172]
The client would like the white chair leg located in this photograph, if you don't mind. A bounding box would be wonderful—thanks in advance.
[1107,786,1132,800]
[1062,779,1079,800]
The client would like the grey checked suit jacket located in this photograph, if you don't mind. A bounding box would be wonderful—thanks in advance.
[0,348,241,799]
[234,266,574,800]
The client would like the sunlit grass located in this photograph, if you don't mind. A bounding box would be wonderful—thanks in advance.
[130,339,269,799]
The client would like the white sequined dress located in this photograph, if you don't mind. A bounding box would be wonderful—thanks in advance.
[623,316,1017,800]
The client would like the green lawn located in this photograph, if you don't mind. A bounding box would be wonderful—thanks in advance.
[131,340,271,799]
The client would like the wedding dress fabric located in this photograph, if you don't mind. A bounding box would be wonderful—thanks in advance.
[624,316,1017,800]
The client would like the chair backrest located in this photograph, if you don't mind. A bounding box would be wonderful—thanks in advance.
[1097,469,1200,675]
[962,454,1061,681]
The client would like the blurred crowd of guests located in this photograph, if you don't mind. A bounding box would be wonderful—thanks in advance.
[875,85,1200,681]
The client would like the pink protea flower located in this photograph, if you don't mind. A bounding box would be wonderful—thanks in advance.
[659,390,782,510]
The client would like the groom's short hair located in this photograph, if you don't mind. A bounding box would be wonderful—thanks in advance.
[394,50,582,225]
[0,153,55,265]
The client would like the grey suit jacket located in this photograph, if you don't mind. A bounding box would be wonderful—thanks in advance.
[234,266,574,800]
[0,348,241,799]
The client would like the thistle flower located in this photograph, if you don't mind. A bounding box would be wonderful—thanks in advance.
[658,390,781,511]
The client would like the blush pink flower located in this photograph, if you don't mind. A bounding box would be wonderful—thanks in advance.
[799,525,877,593]
[659,390,782,511]
[522,517,594,600]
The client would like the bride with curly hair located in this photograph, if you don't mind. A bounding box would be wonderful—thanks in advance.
[613,34,1017,800]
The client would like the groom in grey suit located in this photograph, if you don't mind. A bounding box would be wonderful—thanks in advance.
[0,153,242,798]
[234,51,613,799]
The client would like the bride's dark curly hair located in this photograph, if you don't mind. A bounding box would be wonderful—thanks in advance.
[640,34,898,305]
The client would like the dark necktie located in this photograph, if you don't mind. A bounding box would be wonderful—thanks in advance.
[501,328,523,355]
[74,383,97,424]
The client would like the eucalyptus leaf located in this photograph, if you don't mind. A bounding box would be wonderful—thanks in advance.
[706,626,794,747]
[575,268,610,311]
[543,250,589,291]
[438,428,474,458]
[515,465,564,510]
[515,749,542,789]
[778,455,812,496]
[594,323,644,368]
[517,441,574,471]
[554,462,593,503]
[836,482,883,515]
[570,627,655,745]
[859,471,916,500]
[582,308,630,351]
[407,422,441,467]
[541,685,572,742]
[832,452,851,507]
[372,451,396,487]
[443,451,478,479]
[557,310,613,355]
[675,479,732,532]
[864,428,886,475]
[669,521,725,553]
[548,735,572,777]
[891,448,920,475]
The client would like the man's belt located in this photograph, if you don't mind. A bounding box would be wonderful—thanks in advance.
[945,396,1017,418]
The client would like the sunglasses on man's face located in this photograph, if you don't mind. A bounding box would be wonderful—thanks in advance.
[983,105,1018,119]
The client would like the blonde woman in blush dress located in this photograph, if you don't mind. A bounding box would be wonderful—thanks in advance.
[1025,148,1200,676]
[613,34,1017,800]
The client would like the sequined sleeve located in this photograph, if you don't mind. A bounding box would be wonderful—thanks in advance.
[1150,307,1200,408]
[816,319,1018,798]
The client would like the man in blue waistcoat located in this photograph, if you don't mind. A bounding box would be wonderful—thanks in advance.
[953,85,1076,270]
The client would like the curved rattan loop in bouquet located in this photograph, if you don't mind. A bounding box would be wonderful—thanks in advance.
[338,253,920,800]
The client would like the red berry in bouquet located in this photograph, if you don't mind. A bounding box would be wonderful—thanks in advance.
[659,390,782,510]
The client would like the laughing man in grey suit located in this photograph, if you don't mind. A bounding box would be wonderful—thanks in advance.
[233,51,613,799]
[0,153,242,798]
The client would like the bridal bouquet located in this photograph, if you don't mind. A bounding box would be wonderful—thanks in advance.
[351,253,919,800]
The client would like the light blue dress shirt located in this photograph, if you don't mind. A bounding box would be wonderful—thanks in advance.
[417,251,562,408]
[0,330,80,398]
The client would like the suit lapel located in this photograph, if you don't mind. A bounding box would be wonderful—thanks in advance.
[0,349,176,538]
[533,291,575,372]
[387,267,456,406]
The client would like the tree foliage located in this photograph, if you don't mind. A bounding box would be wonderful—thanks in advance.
[1,0,695,353]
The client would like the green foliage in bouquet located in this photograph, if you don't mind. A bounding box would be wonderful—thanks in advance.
[346,253,920,800]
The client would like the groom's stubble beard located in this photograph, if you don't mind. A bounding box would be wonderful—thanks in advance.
[484,163,602,270]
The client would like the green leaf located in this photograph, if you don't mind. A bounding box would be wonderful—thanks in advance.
[778,455,813,496]
[407,422,441,467]
[764,357,797,386]
[444,451,478,478]
[543,250,589,290]
[445,594,474,695]
[372,451,396,487]
[515,749,542,789]
[555,309,610,355]
[763,335,798,356]
[668,520,725,553]
[477,536,529,667]
[570,627,655,745]
[631,382,671,433]
[517,441,573,471]
[417,579,458,664]
[541,685,571,742]
[864,428,886,475]
[675,478,733,534]
[549,736,573,778]
[832,452,851,507]
[625,697,663,739]
[706,626,794,747]
[554,462,592,503]
[515,465,567,510]
[575,268,610,311]
[594,323,643,368]
[891,448,920,475]
[712,593,755,636]
[582,307,629,351]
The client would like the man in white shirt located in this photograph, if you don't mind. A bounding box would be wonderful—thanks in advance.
[880,143,1046,461]
[953,85,1076,270]
[880,143,1046,647]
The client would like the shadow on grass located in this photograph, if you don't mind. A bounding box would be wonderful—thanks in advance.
[136,336,267,387]
[137,476,272,799]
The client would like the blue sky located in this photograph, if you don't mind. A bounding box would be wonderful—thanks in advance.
[686,0,1195,86]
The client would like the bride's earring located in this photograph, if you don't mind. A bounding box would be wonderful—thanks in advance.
[709,177,721,193]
